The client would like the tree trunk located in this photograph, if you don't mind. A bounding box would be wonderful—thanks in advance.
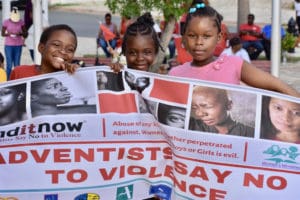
[150,16,176,73]
[237,0,250,32]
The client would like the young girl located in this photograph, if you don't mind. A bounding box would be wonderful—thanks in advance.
[109,12,163,72]
[261,96,300,143]
[168,0,300,97]
[10,24,79,80]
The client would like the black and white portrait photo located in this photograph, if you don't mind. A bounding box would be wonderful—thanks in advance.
[30,76,97,117]
[96,70,124,91]
[0,83,27,126]
[157,103,186,129]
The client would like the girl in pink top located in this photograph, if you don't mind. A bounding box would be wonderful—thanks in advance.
[169,0,299,97]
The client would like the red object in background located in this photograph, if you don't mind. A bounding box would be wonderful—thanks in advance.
[174,37,192,64]
[100,24,116,41]
[214,23,229,56]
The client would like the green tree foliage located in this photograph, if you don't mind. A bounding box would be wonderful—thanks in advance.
[281,32,297,52]
[105,0,190,20]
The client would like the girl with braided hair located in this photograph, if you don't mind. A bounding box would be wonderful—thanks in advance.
[109,12,163,72]
[168,0,300,97]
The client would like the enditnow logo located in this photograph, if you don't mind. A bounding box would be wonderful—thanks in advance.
[263,145,299,164]
[0,121,85,138]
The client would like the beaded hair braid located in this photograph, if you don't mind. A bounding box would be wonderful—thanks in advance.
[121,12,163,55]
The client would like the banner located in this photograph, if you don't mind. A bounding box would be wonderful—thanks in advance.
[0,66,299,200]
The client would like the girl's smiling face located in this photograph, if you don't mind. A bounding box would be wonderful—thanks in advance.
[183,16,220,66]
[269,98,300,135]
[124,34,156,71]
[38,30,77,73]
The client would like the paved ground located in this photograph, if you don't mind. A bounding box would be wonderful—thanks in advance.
[2,0,300,92]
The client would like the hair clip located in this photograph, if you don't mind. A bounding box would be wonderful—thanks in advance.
[189,3,205,13]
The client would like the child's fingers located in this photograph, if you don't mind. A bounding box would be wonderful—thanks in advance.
[64,62,79,74]
[109,63,123,73]
[112,63,124,73]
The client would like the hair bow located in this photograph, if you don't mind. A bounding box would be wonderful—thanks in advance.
[189,3,205,13]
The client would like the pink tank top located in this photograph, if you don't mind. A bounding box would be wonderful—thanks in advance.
[168,55,243,85]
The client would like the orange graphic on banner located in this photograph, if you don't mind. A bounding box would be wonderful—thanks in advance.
[98,93,137,113]
[150,79,189,104]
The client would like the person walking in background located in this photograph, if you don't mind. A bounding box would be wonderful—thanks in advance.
[262,23,286,60]
[1,7,28,79]
[97,13,120,58]
[239,13,264,60]
[221,36,251,63]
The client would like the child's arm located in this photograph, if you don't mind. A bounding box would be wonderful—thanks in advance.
[107,46,124,73]
[241,62,300,97]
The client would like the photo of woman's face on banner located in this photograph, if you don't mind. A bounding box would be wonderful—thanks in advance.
[189,85,256,137]
[260,96,300,143]
[157,103,186,129]
[124,71,151,93]
[96,70,124,91]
